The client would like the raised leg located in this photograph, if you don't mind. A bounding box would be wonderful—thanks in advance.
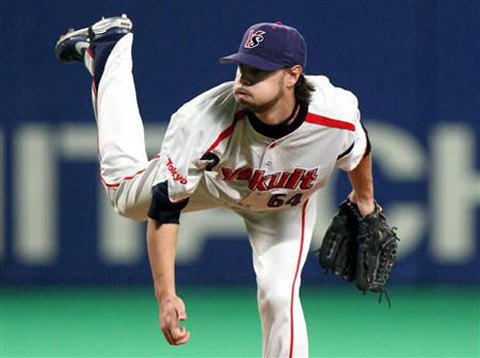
[87,32,149,186]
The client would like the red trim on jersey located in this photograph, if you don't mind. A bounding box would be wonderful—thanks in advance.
[100,167,148,188]
[206,111,246,152]
[101,177,120,188]
[86,47,94,59]
[289,199,308,358]
[305,113,355,131]
[100,155,162,188]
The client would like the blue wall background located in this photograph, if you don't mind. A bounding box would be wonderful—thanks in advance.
[0,1,478,286]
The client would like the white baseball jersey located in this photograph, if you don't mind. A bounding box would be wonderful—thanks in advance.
[89,33,368,357]
[154,77,367,212]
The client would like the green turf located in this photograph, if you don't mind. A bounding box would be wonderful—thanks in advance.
[0,286,478,357]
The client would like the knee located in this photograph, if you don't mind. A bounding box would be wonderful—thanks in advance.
[115,204,147,222]
[257,279,293,316]
[108,188,148,221]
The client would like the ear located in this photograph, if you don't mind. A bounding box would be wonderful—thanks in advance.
[285,65,302,88]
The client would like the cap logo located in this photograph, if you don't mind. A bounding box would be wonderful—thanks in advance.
[243,30,266,49]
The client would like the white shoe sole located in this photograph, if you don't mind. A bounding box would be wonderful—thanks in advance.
[56,14,132,46]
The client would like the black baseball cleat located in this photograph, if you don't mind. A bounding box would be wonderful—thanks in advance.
[55,14,133,63]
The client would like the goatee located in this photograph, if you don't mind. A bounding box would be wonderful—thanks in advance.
[236,89,284,114]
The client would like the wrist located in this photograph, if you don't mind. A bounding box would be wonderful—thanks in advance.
[356,199,375,217]
[349,190,373,204]
[155,286,176,303]
[356,196,374,206]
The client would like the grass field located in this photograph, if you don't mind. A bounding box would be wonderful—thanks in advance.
[0,286,478,357]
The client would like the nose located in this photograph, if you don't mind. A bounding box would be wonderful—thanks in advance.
[239,74,252,87]
[236,67,253,87]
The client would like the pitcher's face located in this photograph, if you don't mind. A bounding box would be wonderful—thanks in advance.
[233,65,287,113]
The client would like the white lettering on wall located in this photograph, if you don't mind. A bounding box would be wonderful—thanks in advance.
[14,125,57,264]
[368,122,426,180]
[367,122,428,259]
[8,121,479,266]
[431,124,480,262]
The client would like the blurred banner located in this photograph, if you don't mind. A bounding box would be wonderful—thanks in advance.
[0,1,478,285]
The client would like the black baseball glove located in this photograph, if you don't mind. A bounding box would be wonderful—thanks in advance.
[356,203,399,293]
[319,199,400,302]
[318,200,362,281]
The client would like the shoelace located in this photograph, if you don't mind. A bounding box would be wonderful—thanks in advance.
[378,289,392,307]
[313,249,394,307]
[362,289,392,308]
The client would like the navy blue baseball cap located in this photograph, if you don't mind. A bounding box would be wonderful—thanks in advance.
[220,22,307,71]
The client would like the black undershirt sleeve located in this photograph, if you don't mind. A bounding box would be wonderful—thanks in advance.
[147,181,189,224]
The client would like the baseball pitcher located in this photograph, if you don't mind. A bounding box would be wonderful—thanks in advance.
[55,15,398,357]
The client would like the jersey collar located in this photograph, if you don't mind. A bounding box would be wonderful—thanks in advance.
[246,102,308,139]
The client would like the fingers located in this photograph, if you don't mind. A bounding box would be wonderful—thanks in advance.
[176,308,187,321]
[174,331,190,345]
[171,302,189,345]
[160,297,190,346]
[162,325,175,345]
[171,326,190,345]
[175,299,187,320]
[162,323,191,345]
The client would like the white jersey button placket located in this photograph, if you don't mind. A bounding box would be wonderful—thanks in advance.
[259,140,277,169]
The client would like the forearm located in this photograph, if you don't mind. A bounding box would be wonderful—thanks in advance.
[347,154,374,215]
[146,218,179,301]
[147,218,190,345]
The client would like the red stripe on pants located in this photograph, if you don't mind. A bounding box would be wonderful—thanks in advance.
[289,199,308,358]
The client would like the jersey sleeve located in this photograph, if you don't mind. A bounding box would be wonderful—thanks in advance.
[152,82,235,202]
[335,108,369,172]
[306,75,369,172]
[152,110,216,202]
[152,112,197,201]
